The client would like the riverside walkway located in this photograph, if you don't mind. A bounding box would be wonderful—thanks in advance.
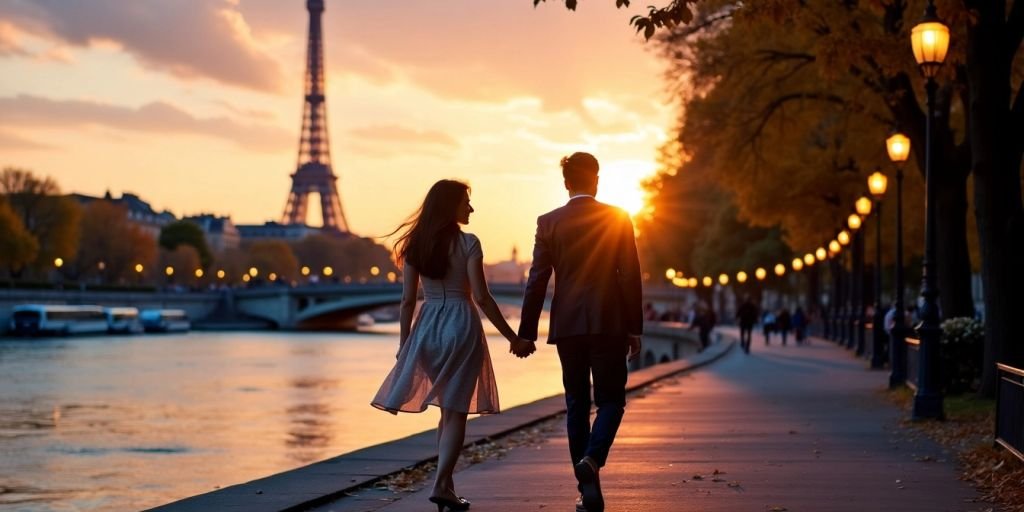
[313,329,981,512]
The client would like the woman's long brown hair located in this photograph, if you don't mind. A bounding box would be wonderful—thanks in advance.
[390,180,469,279]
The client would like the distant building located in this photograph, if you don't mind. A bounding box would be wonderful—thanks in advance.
[236,221,327,242]
[184,214,240,252]
[484,246,529,285]
[71,191,176,238]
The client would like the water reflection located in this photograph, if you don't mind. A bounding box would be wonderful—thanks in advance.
[0,320,563,511]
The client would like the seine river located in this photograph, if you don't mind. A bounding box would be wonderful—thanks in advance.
[0,321,566,511]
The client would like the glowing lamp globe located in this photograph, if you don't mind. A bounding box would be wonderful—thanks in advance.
[848,214,863,230]
[755,268,767,281]
[718,274,729,286]
[737,271,748,284]
[855,197,873,216]
[702,276,713,287]
[886,132,911,163]
[774,263,786,276]
[792,258,804,271]
[911,7,950,78]
[816,247,827,261]
[838,230,851,245]
[868,171,888,198]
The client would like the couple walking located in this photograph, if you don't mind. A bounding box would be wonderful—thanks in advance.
[371,152,644,512]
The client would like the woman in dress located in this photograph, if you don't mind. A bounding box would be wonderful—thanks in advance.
[371,179,533,511]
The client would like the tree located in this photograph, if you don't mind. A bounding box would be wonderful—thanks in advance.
[550,0,1024,395]
[0,197,38,276]
[159,220,212,269]
[291,234,398,281]
[74,201,157,284]
[245,240,299,282]
[0,167,81,275]
[159,245,201,285]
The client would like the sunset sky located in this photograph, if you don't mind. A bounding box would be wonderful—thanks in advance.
[0,0,671,263]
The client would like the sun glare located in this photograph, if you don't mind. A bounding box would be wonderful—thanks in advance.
[598,160,656,216]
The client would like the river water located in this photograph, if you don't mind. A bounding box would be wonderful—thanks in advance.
[0,321,566,511]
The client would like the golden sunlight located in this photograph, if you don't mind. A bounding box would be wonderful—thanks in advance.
[598,160,657,216]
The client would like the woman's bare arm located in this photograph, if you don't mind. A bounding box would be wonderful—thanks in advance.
[398,262,419,351]
[466,253,519,344]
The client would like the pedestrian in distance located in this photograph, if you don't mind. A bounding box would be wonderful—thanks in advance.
[519,152,644,512]
[792,307,807,344]
[762,310,776,345]
[777,308,792,346]
[371,179,535,512]
[736,297,758,354]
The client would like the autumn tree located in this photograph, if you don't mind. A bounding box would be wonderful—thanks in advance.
[291,234,398,280]
[543,0,1023,395]
[159,245,201,284]
[245,240,299,282]
[159,220,212,269]
[0,197,39,276]
[0,167,81,275]
[74,201,156,284]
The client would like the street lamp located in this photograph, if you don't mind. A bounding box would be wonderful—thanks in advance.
[816,247,827,261]
[774,263,786,276]
[718,273,729,286]
[755,268,767,281]
[829,240,841,255]
[849,212,867,353]
[702,276,713,287]
[868,169,889,369]
[838,230,851,245]
[803,253,815,266]
[792,258,804,272]
[737,271,748,284]
[855,197,873,217]
[848,214,863,231]
[886,131,912,388]
[910,0,950,420]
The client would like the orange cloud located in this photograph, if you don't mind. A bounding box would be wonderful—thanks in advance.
[0,129,50,150]
[0,0,286,93]
[0,94,291,150]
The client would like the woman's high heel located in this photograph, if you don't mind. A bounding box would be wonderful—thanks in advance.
[428,495,471,511]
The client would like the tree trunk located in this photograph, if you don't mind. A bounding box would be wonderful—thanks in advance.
[934,167,976,319]
[968,3,1024,397]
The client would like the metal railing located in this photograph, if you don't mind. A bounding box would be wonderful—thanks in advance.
[996,363,1024,462]
[905,336,921,390]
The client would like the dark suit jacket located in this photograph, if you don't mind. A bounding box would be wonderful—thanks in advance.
[518,196,644,344]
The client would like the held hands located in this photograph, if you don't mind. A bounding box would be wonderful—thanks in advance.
[509,336,536,359]
[627,335,642,362]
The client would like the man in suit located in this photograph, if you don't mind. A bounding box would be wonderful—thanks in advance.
[518,152,643,512]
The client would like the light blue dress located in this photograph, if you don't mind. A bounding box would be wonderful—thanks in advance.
[371,232,499,415]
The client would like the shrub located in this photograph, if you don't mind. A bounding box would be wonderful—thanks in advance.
[940,317,985,394]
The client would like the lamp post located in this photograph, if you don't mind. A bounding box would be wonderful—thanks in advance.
[838,231,852,345]
[828,240,841,341]
[851,206,869,354]
[868,171,889,369]
[910,0,949,420]
[886,131,911,387]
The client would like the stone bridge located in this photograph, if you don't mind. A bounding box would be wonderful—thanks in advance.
[231,283,688,330]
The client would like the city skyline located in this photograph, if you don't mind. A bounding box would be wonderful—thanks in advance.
[0,1,670,262]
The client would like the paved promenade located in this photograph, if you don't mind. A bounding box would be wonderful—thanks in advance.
[315,330,981,512]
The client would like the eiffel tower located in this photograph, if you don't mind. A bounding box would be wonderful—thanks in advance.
[281,0,349,233]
